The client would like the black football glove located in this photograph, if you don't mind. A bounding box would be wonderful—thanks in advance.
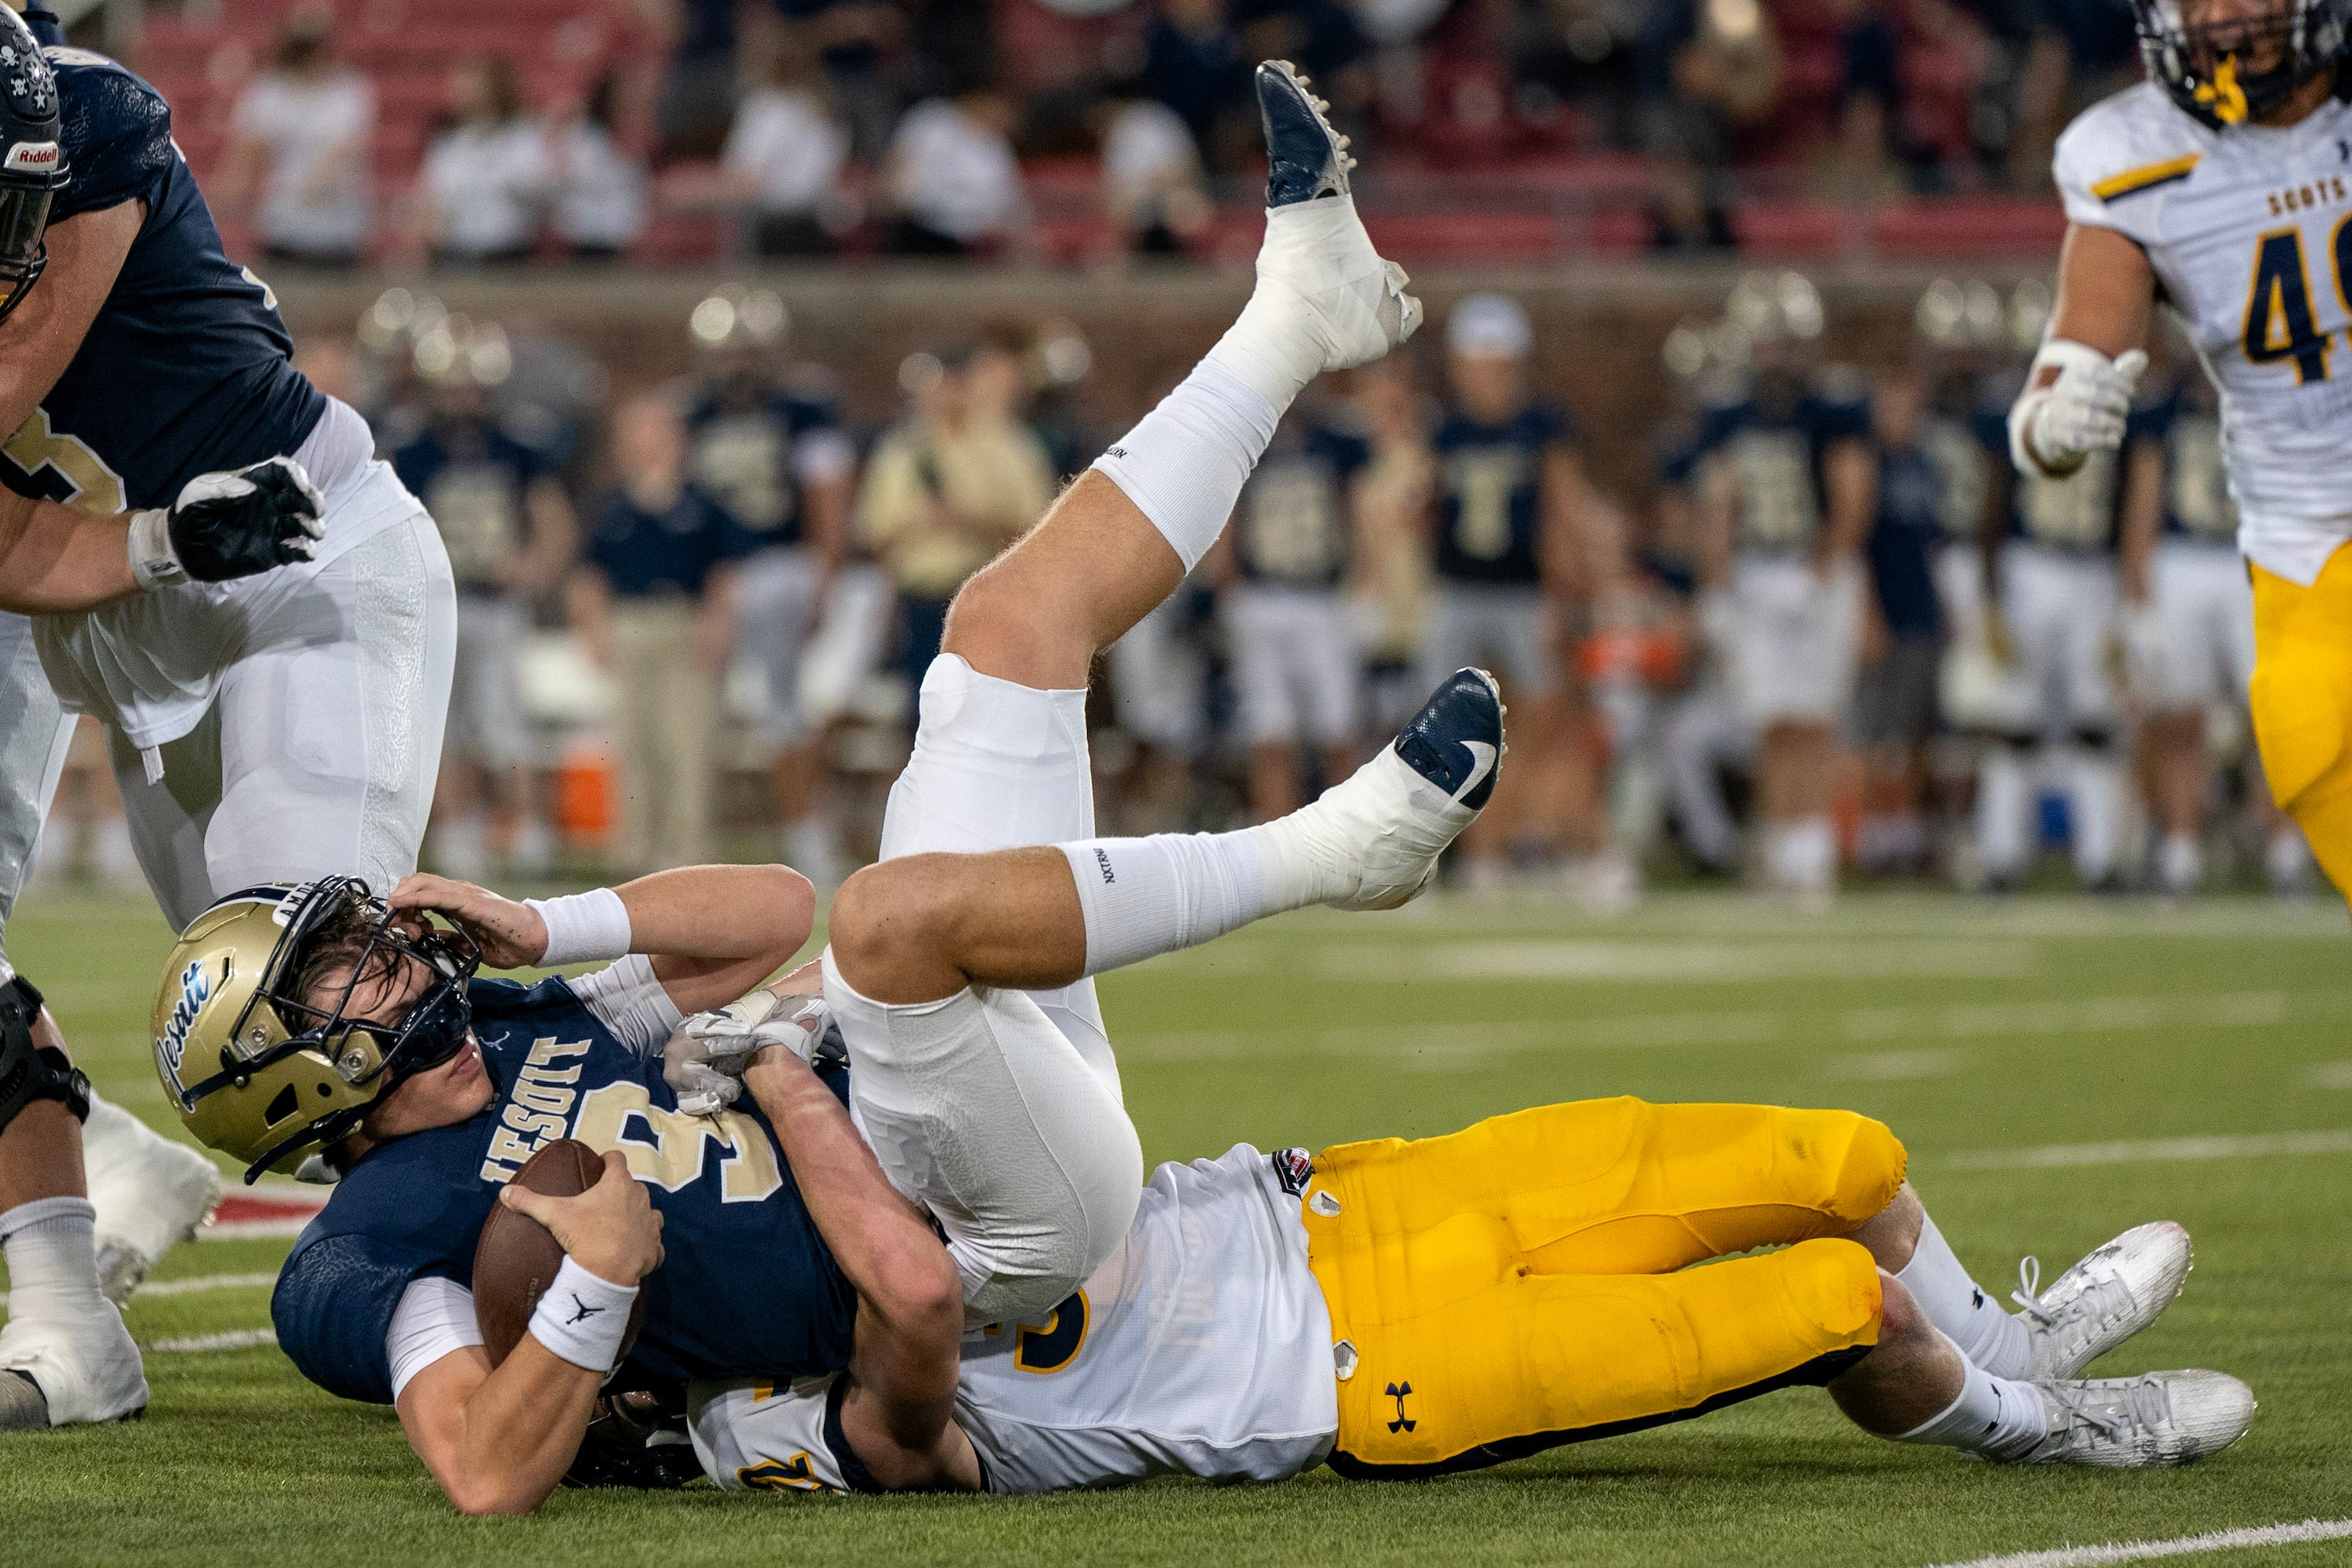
[128,456,327,589]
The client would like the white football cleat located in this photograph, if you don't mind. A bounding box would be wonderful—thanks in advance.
[1281,668,1503,912]
[83,1097,225,1305]
[2014,1221,2193,1380]
[1249,61,1420,373]
[0,1305,147,1429]
[2014,1369,2254,1466]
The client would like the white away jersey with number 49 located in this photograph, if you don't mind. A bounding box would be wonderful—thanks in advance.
[2056,82,2352,584]
[687,1144,1340,1495]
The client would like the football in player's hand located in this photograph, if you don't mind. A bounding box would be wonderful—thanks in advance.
[473,1138,647,1367]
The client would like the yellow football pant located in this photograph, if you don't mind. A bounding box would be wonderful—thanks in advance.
[1302,1097,1904,1476]
[2251,550,2352,900]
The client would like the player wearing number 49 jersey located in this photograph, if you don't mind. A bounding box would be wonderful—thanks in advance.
[2015,0,2352,898]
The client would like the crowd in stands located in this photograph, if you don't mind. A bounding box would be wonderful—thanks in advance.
[36,271,2306,905]
[148,0,2144,267]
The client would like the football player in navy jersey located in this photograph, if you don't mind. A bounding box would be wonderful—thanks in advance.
[1213,390,1373,819]
[2120,362,2312,893]
[1421,293,1619,898]
[0,1,454,1433]
[1692,273,1874,901]
[1853,367,1947,877]
[1975,375,2156,891]
[392,329,577,880]
[680,287,855,888]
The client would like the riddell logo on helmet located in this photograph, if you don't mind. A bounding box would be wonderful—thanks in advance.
[3,142,59,173]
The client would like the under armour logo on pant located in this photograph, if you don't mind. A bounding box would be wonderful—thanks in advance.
[1386,1381,1415,1434]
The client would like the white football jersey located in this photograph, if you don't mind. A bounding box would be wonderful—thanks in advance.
[688,1144,1339,1495]
[2056,83,2352,584]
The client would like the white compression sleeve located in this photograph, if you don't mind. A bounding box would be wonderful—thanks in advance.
[1090,357,1280,573]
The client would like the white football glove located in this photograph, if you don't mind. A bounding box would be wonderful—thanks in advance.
[2009,340,2148,478]
[662,991,833,1116]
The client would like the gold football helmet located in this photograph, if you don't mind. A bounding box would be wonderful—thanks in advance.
[150,879,480,1182]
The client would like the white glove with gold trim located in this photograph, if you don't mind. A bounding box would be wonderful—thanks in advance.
[662,992,832,1116]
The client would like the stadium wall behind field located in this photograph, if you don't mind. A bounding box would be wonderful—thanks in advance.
[275,263,2046,503]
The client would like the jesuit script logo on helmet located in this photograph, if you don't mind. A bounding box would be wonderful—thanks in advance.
[155,957,215,1099]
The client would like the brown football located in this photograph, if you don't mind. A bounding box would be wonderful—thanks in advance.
[473,1138,646,1368]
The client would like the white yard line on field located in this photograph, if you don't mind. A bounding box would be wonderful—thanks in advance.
[1115,989,2339,1070]
[1947,1130,2352,1170]
[1919,1516,2352,1567]
[139,1328,277,1353]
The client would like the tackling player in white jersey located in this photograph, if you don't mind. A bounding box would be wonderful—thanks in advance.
[2011,0,2352,898]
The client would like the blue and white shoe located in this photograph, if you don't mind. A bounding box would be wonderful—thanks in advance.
[1247,60,1420,372]
[1282,668,1503,912]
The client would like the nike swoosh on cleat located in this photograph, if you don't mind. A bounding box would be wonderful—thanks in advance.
[1454,741,1497,805]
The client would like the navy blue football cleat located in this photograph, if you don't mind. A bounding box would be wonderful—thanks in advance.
[1257,60,1353,208]
[1277,667,1504,911]
[1394,667,1505,812]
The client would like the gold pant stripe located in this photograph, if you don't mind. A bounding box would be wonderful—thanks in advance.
[1302,1098,1904,1472]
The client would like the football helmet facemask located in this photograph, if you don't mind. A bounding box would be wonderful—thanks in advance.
[150,878,481,1183]
[2135,0,2352,127]
[0,5,68,326]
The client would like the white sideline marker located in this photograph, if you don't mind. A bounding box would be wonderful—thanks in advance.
[1922,1517,2352,1568]
[1949,1130,2352,1170]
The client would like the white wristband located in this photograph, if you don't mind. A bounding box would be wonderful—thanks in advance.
[525,1255,638,1374]
[524,888,632,967]
[126,508,188,590]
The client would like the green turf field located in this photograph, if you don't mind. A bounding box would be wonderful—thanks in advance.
[5,888,2349,1568]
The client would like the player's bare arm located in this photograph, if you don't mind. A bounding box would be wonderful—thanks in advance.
[1817,432,1877,573]
[2012,227,2157,477]
[0,199,139,433]
[387,862,814,1018]
[741,1048,979,1491]
[394,1151,665,1515]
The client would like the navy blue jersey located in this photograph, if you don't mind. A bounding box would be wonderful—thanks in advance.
[587,483,747,599]
[1870,445,1943,638]
[1693,390,1872,554]
[271,974,857,1404]
[0,46,324,515]
[391,422,553,590]
[1915,412,2002,544]
[2136,391,2238,544]
[1233,413,1370,588]
[685,387,840,549]
[1430,402,1572,585]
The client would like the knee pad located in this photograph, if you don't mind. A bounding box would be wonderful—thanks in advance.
[0,975,90,1136]
[1820,1111,1909,1227]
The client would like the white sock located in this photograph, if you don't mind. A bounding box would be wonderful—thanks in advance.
[1060,819,1348,977]
[0,1196,105,1328]
[1090,357,1282,573]
[2157,832,2203,893]
[1977,750,2031,878]
[1766,816,1837,892]
[2068,748,2122,883]
[1897,1212,2032,1378]
[2267,827,2311,890]
[785,815,842,893]
[1894,1351,2050,1460]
